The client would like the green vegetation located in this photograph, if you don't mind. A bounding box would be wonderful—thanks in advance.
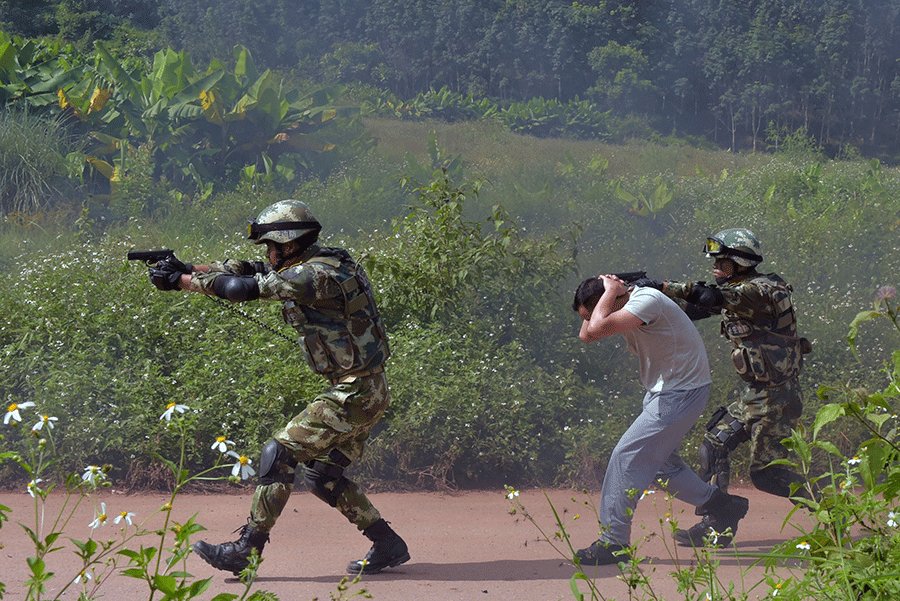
[2,8,900,599]
[6,1,900,157]
[0,114,897,491]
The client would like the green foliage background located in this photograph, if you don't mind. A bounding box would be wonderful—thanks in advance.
[1,115,898,492]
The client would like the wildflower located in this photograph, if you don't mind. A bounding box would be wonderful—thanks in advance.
[74,570,93,584]
[114,511,135,526]
[875,285,897,301]
[639,489,656,500]
[211,435,234,453]
[227,450,255,479]
[796,541,810,550]
[506,488,520,500]
[82,465,105,486]
[89,502,109,530]
[887,511,898,528]
[162,502,173,512]
[706,528,720,546]
[160,402,189,421]
[31,414,58,431]
[5,401,35,425]
[848,456,861,466]
[772,582,783,597]
[27,479,43,498]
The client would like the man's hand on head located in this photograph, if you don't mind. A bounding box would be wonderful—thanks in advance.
[600,274,627,296]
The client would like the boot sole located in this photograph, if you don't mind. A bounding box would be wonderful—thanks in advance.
[347,552,411,575]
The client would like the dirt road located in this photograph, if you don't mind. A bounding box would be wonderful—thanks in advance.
[1,486,812,600]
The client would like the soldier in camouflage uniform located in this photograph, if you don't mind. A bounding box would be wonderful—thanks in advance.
[641,228,813,547]
[145,199,410,576]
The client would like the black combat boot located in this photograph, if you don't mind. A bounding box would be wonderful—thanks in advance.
[192,521,269,576]
[346,519,410,574]
[673,489,749,548]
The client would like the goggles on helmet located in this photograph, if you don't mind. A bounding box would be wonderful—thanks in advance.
[247,220,321,240]
[703,236,762,263]
[704,237,726,255]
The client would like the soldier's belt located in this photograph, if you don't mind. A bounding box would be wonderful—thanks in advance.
[328,365,384,385]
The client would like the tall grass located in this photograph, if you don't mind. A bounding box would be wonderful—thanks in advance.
[0,108,83,218]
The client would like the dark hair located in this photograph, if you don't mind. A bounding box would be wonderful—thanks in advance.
[572,277,605,312]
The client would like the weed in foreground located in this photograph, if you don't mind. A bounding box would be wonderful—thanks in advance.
[2,399,316,600]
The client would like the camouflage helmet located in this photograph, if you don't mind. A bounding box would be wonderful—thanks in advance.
[704,228,762,267]
[247,200,321,245]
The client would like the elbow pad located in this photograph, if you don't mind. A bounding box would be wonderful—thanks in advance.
[212,275,260,302]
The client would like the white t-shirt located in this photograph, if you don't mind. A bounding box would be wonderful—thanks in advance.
[620,287,712,392]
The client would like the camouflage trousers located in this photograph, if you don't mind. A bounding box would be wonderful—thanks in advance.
[705,377,807,499]
[249,372,390,534]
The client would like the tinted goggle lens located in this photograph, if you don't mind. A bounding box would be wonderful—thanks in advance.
[704,237,725,255]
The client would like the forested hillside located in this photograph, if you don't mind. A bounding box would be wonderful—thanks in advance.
[3,0,900,157]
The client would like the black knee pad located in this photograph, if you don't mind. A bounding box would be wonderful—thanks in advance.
[706,406,750,451]
[302,449,351,507]
[258,439,299,486]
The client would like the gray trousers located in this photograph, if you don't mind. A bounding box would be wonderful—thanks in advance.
[597,384,715,546]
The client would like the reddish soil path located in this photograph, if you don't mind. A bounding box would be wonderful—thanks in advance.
[1,486,813,600]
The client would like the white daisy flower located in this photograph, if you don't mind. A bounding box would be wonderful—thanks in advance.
[74,570,93,584]
[226,450,255,480]
[82,465,105,486]
[160,402,189,421]
[89,502,109,530]
[27,478,43,498]
[211,435,234,453]
[4,401,35,425]
[31,414,58,431]
[114,510,135,526]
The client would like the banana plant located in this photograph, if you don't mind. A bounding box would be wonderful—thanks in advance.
[14,39,369,195]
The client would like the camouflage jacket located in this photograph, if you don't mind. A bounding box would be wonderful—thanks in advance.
[195,244,390,378]
[664,272,808,385]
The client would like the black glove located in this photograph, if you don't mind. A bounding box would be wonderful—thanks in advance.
[149,265,182,291]
[148,258,192,291]
[686,281,724,308]
[159,256,193,274]
[631,278,664,291]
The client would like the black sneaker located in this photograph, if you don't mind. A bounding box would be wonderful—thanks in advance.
[575,540,630,566]
[674,489,749,548]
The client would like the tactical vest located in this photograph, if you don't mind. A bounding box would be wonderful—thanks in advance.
[279,248,390,377]
[720,272,809,385]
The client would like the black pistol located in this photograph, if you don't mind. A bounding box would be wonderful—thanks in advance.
[613,271,648,283]
[127,249,176,264]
